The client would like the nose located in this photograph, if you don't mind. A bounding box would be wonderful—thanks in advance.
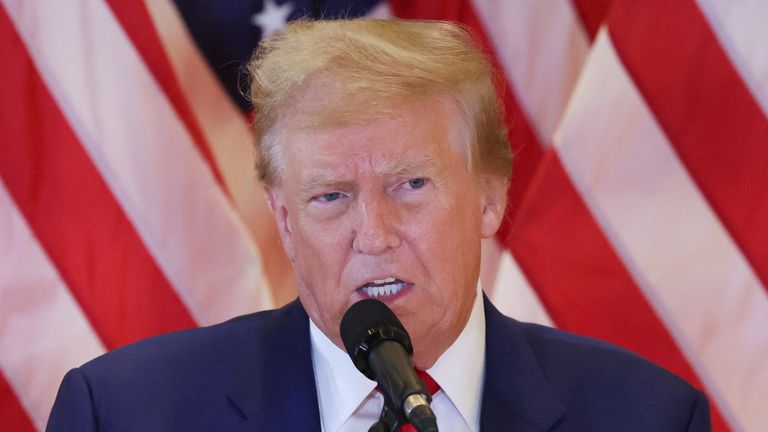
[352,194,401,255]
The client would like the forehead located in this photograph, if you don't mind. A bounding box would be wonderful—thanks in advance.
[276,97,470,182]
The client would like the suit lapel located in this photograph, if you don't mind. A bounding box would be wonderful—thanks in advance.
[481,296,565,431]
[227,300,321,431]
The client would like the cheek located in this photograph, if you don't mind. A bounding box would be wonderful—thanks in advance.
[290,221,352,331]
[290,217,351,286]
[413,200,482,293]
[415,197,482,256]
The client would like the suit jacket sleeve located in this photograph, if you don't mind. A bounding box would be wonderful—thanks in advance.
[687,390,712,431]
[46,368,98,432]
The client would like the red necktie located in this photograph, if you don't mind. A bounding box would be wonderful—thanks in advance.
[398,370,440,432]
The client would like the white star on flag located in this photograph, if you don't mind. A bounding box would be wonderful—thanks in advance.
[251,0,294,38]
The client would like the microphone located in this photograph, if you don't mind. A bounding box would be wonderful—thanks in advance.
[340,299,438,432]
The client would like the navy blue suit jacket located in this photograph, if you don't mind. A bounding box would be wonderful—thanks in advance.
[47,297,711,431]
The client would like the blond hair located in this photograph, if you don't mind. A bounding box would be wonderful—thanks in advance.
[247,18,512,185]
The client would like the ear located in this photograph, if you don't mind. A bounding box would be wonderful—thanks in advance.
[265,187,296,261]
[479,176,508,238]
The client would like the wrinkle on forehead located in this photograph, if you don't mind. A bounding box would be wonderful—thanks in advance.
[275,95,474,191]
[276,74,403,130]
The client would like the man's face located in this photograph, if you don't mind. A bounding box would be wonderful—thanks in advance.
[267,97,505,368]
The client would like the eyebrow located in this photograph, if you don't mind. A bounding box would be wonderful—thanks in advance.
[380,154,441,178]
[299,174,354,196]
[298,154,442,196]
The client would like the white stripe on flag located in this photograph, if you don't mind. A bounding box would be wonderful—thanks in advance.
[490,248,554,327]
[143,0,274,248]
[3,0,274,325]
[555,30,768,432]
[696,0,768,120]
[471,0,590,144]
[0,181,106,430]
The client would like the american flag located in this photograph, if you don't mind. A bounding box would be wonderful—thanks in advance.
[1,1,766,430]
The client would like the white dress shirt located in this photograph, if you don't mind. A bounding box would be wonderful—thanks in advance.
[310,286,486,432]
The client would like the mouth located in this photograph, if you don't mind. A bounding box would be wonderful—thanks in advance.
[359,277,410,299]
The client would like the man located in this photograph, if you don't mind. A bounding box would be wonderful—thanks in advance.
[47,19,711,431]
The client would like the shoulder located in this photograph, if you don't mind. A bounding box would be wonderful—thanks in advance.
[75,301,306,407]
[485,297,697,397]
[516,319,709,429]
[518,320,688,389]
[483,299,710,430]
[81,305,282,377]
[48,301,309,431]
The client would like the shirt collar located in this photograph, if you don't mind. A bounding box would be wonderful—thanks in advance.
[310,285,486,431]
[427,284,486,430]
[310,317,377,432]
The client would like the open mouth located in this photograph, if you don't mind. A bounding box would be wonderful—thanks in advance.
[360,277,407,298]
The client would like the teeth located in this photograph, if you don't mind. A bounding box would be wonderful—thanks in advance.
[362,282,405,298]
[371,277,397,285]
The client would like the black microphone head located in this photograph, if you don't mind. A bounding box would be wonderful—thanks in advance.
[340,299,413,380]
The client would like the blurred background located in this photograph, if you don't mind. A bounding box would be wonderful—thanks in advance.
[1,0,767,430]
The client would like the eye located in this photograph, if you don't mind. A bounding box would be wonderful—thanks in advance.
[406,178,428,189]
[320,192,342,202]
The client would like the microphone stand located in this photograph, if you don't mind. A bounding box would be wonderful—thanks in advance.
[368,402,403,432]
[370,398,439,432]
[367,385,439,431]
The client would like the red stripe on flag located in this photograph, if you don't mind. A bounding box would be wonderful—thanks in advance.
[389,0,545,223]
[0,373,36,432]
[570,0,613,40]
[0,7,196,350]
[608,0,768,294]
[104,0,228,195]
[510,150,730,431]
[500,102,546,230]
